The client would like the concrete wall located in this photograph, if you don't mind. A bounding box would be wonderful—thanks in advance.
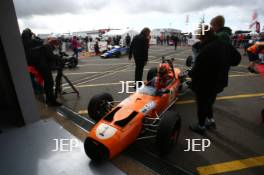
[0,0,40,124]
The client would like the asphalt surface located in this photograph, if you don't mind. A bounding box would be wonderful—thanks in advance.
[57,45,264,175]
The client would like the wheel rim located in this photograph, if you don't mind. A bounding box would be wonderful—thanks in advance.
[95,100,109,116]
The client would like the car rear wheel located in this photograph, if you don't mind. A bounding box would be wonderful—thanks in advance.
[88,93,114,122]
[115,52,121,58]
[156,111,181,154]
[147,67,158,82]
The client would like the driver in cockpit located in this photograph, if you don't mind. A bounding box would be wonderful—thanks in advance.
[154,63,174,90]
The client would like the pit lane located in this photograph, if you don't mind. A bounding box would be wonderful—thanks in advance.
[56,45,264,175]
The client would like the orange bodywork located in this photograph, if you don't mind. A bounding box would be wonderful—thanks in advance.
[87,68,182,159]
[247,42,264,54]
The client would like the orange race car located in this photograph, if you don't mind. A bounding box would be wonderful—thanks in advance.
[84,57,190,161]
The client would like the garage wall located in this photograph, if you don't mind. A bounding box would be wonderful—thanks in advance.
[0,0,40,125]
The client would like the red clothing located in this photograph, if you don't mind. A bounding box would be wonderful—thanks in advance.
[154,74,173,89]
[247,42,264,54]
[256,64,264,79]
[71,38,79,49]
[28,66,44,86]
[239,35,244,41]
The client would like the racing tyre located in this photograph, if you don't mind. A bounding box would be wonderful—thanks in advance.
[115,52,121,58]
[68,57,78,68]
[147,67,157,82]
[84,137,109,162]
[88,93,114,122]
[156,111,181,154]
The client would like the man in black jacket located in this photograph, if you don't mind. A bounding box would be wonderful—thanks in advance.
[129,27,151,88]
[125,34,131,47]
[189,27,241,134]
[30,38,62,106]
[22,28,43,63]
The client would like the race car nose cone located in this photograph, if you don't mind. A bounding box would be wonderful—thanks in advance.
[84,137,109,162]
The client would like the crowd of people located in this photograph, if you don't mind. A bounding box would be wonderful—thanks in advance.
[128,15,242,135]
[22,29,62,106]
[21,14,264,134]
[156,34,188,47]
[231,33,264,48]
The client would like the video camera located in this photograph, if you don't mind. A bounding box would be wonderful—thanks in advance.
[57,52,78,69]
[54,51,79,98]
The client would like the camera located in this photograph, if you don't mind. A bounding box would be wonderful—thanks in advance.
[58,52,78,69]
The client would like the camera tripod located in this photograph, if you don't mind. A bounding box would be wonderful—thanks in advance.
[55,67,79,98]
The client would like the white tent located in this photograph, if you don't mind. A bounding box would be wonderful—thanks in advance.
[104,29,138,46]
[104,29,138,38]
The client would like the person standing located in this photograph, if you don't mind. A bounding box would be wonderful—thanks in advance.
[129,27,151,88]
[189,27,241,134]
[160,34,164,45]
[166,35,170,45]
[125,33,131,47]
[247,42,264,73]
[210,15,232,44]
[21,28,43,63]
[84,36,89,52]
[172,35,179,50]
[94,41,100,55]
[30,38,62,106]
[71,36,79,59]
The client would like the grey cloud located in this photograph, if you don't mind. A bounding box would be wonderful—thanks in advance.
[117,0,263,15]
[14,0,264,19]
[14,0,108,18]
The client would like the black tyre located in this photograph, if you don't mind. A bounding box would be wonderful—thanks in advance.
[88,93,113,122]
[156,111,181,154]
[84,137,109,162]
[147,67,158,82]
[115,52,121,58]
[68,57,78,68]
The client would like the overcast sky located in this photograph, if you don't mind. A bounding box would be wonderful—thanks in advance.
[13,0,264,34]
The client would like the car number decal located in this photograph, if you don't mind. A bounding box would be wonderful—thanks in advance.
[96,123,117,140]
[140,101,156,115]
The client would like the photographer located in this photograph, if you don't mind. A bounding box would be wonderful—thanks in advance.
[30,38,62,106]
[22,28,43,64]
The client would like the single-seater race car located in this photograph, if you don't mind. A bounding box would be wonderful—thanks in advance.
[101,45,129,58]
[84,57,190,161]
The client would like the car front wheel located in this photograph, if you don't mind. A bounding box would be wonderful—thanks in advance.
[156,111,181,154]
[88,93,114,122]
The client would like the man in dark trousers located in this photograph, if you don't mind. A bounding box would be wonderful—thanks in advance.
[94,41,100,55]
[129,27,151,88]
[125,33,131,47]
[189,27,241,134]
[172,35,179,50]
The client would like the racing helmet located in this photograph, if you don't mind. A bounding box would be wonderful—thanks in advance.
[158,63,171,77]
